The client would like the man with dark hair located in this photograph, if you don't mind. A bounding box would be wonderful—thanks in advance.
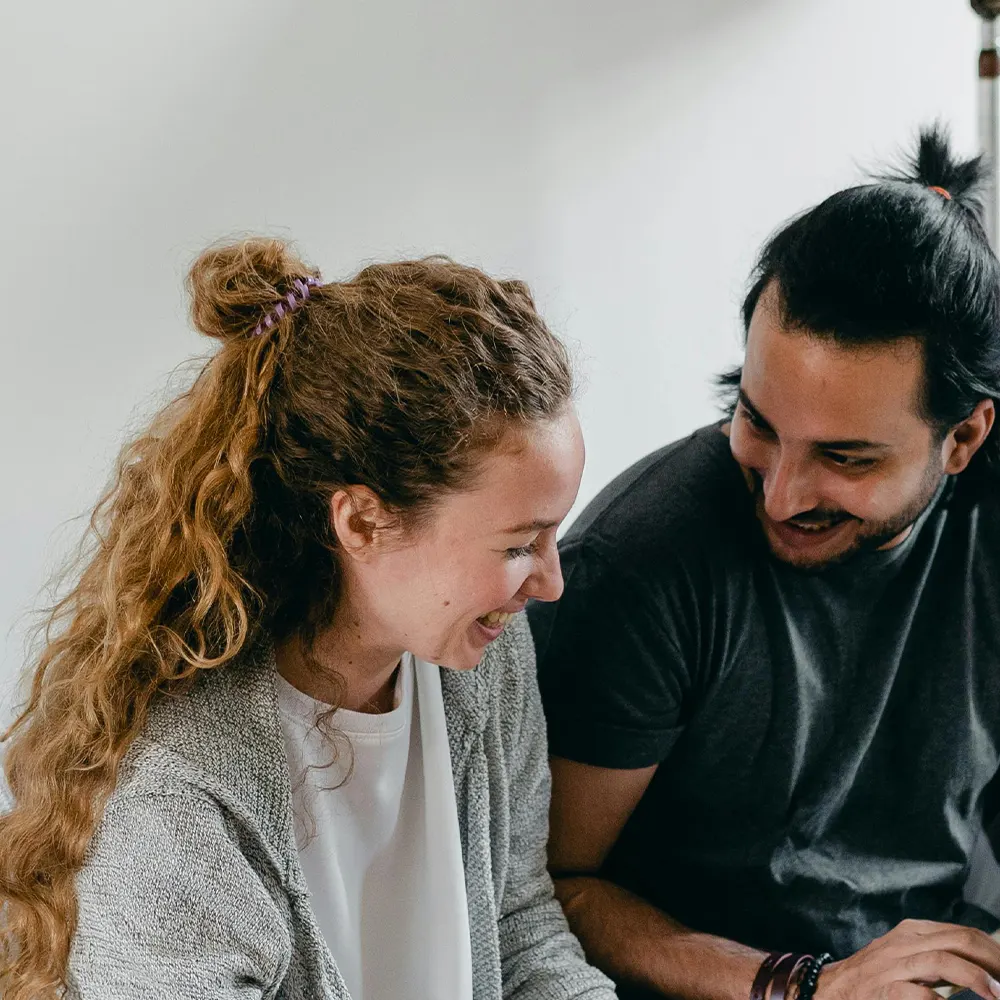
[530,127,1000,1000]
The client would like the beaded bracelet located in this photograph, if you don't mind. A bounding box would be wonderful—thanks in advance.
[795,952,833,1000]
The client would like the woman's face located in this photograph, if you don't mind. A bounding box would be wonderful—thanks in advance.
[344,408,585,671]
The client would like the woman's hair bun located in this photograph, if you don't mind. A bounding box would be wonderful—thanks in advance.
[187,237,317,341]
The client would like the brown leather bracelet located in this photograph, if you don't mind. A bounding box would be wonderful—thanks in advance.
[770,954,813,1000]
[750,952,790,1000]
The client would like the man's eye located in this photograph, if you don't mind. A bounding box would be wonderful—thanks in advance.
[826,453,877,469]
[740,403,770,432]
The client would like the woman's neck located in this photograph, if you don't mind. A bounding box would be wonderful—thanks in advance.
[274,606,403,713]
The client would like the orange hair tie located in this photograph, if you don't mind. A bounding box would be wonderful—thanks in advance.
[928,185,952,200]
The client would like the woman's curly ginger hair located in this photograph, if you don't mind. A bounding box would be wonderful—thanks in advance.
[0,238,573,999]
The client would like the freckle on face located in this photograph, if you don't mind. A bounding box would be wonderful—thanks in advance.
[443,600,450,607]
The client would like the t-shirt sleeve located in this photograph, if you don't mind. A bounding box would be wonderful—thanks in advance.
[528,540,695,769]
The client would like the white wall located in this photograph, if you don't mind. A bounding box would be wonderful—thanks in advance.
[0,0,981,719]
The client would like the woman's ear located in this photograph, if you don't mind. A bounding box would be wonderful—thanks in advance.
[330,487,395,562]
[942,399,996,474]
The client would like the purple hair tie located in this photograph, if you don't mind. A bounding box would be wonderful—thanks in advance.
[252,275,321,337]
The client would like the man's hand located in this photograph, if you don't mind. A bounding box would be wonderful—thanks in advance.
[817,920,1000,1000]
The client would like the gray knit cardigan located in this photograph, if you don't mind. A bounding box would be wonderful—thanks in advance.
[51,613,616,999]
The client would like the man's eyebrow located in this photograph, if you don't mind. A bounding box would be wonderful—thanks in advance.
[501,519,559,535]
[815,438,892,452]
[738,389,773,429]
[738,389,891,451]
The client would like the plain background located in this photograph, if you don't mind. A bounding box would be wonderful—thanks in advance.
[0,2,984,713]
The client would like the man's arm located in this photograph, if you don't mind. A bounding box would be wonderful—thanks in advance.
[549,757,1000,1000]
[548,756,764,1000]
[555,878,766,1000]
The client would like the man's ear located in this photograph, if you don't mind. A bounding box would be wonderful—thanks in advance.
[942,399,996,475]
[330,487,395,562]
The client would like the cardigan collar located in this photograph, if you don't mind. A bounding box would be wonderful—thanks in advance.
[137,641,488,886]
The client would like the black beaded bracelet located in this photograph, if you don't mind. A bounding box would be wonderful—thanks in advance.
[795,952,833,1000]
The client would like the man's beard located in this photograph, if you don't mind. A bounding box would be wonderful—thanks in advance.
[749,459,944,571]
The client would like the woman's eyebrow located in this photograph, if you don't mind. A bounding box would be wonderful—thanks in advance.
[501,519,559,534]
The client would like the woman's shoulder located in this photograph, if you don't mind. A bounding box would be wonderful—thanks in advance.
[439,611,537,742]
[110,643,296,870]
[482,611,536,712]
[71,766,294,997]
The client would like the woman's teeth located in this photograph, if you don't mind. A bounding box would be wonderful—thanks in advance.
[479,610,514,628]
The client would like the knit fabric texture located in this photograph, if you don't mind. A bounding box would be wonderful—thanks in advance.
[56,612,617,999]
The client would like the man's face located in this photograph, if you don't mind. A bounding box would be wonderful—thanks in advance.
[727,284,945,570]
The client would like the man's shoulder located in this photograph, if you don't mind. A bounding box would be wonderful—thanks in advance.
[562,422,751,565]
[952,464,1000,519]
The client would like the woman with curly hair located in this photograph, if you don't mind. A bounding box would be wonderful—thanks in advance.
[0,238,615,1000]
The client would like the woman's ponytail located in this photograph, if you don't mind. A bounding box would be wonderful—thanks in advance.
[0,237,320,1000]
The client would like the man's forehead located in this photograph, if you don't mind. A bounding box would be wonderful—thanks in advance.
[742,321,929,444]
[741,352,927,449]
[747,281,925,367]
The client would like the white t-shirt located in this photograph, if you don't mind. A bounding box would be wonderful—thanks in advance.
[276,654,473,1000]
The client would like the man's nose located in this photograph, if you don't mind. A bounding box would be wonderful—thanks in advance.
[762,454,819,522]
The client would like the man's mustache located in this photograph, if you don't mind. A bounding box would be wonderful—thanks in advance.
[748,469,857,525]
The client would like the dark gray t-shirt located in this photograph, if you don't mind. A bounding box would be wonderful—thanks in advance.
[529,423,1000,963]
